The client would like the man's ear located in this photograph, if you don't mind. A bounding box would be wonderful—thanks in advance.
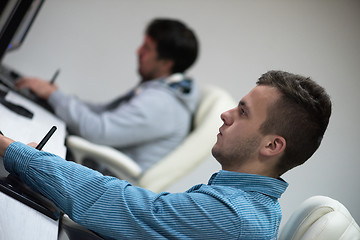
[260,135,286,157]
[161,59,174,73]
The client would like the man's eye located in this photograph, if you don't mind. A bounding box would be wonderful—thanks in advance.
[240,108,246,116]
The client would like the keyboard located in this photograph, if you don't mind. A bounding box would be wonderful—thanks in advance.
[0,65,54,112]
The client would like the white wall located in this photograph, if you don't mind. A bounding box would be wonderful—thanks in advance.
[4,0,360,228]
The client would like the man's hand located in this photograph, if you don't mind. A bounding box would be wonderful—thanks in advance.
[0,135,15,157]
[0,134,40,157]
[16,77,57,100]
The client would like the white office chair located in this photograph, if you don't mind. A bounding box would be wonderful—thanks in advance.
[65,84,236,192]
[279,195,360,240]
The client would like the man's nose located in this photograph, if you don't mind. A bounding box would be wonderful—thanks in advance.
[220,110,233,126]
[137,45,143,56]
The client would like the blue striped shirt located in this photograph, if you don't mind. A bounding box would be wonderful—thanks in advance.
[4,142,288,239]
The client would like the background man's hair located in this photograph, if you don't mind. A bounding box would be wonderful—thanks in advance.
[146,18,199,73]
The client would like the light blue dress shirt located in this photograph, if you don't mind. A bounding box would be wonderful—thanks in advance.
[4,142,288,240]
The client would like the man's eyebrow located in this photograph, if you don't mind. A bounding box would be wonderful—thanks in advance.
[238,100,249,113]
[239,100,248,109]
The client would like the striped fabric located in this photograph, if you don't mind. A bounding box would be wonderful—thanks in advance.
[4,142,288,240]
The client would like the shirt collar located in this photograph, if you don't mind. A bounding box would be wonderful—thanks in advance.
[208,170,288,199]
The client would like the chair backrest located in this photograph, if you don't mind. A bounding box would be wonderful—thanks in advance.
[278,195,360,240]
[138,85,236,192]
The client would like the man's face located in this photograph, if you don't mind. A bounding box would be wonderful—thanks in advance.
[137,35,172,81]
[212,85,280,169]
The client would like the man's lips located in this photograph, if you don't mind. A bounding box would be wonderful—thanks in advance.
[218,128,223,136]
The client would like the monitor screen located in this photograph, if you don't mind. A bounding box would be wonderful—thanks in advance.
[7,0,44,51]
[0,0,9,14]
[0,1,17,38]
[0,0,43,63]
[0,0,11,22]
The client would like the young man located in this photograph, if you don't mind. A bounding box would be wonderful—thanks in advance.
[15,18,200,171]
[0,70,332,239]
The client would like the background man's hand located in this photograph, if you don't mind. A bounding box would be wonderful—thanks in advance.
[16,77,57,100]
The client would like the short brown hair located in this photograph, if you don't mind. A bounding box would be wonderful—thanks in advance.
[257,70,332,175]
[146,18,198,73]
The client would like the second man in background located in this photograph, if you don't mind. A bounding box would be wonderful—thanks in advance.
[16,18,200,172]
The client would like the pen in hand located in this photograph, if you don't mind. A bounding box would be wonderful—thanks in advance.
[50,69,60,85]
[36,126,57,150]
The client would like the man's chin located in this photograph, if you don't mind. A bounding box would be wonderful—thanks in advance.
[211,145,220,159]
[139,73,152,82]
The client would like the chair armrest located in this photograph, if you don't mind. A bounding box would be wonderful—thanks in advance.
[302,211,360,240]
[66,135,142,179]
[279,195,360,240]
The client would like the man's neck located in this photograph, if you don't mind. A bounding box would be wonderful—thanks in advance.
[140,73,171,83]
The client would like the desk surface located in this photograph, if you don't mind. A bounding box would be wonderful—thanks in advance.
[0,168,61,221]
[0,84,66,220]
[0,85,66,157]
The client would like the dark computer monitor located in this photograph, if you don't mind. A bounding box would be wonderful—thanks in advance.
[0,0,44,63]
[7,0,44,52]
[0,0,10,16]
[0,0,52,111]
